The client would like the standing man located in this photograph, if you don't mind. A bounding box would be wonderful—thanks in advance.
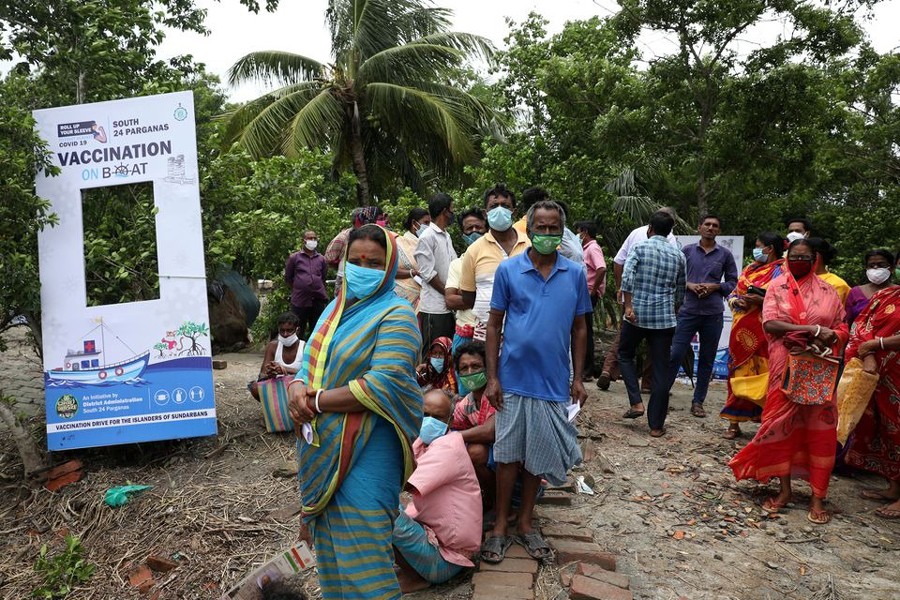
[785,217,812,243]
[576,221,607,381]
[445,207,487,356]
[619,211,686,438]
[285,230,328,340]
[480,200,590,564]
[415,193,458,349]
[668,214,737,418]
[459,185,530,342]
[596,206,679,391]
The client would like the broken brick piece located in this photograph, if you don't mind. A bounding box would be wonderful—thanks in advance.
[569,574,633,600]
[550,539,617,571]
[212,360,228,370]
[45,459,83,480]
[129,564,153,588]
[44,470,84,492]
[542,523,595,542]
[145,555,178,573]
[576,562,631,589]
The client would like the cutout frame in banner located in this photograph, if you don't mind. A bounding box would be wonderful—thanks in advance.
[34,91,217,450]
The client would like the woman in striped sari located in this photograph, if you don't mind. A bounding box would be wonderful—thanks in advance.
[288,224,423,599]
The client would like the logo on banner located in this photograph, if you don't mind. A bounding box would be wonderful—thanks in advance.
[57,121,107,143]
[56,394,79,419]
[173,104,188,121]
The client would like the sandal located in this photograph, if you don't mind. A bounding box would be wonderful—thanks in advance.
[807,508,832,524]
[722,426,740,440]
[690,403,707,418]
[622,407,645,419]
[480,535,513,564]
[875,506,900,519]
[761,497,788,514]
[859,490,900,503]
[649,428,667,438]
[514,531,552,561]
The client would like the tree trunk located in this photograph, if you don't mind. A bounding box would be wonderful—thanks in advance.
[348,101,371,206]
[0,401,46,478]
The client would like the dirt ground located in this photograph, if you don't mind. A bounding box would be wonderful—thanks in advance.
[1,334,898,600]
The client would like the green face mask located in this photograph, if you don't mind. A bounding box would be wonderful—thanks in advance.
[459,370,487,391]
[531,234,562,255]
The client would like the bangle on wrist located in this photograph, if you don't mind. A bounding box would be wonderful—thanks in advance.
[315,389,324,414]
[880,337,885,350]
[288,378,305,389]
[814,325,821,338]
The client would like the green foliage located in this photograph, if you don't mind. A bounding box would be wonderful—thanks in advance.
[223,0,503,204]
[33,535,95,599]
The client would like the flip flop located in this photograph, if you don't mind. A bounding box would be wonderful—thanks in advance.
[875,506,900,519]
[859,490,900,503]
[690,404,707,418]
[722,427,741,440]
[807,508,832,524]
[649,428,667,438]
[622,407,644,419]
[480,534,513,564]
[761,497,788,514]
[514,531,552,561]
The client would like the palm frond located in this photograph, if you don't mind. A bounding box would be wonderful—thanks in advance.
[358,43,463,84]
[414,32,495,63]
[219,81,321,144]
[225,85,325,158]
[228,51,325,88]
[283,90,345,156]
[350,0,453,61]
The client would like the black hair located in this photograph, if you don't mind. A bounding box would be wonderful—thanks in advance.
[864,248,895,267]
[757,231,785,259]
[521,186,550,209]
[648,211,675,237]
[427,193,453,218]
[575,220,597,238]
[457,207,486,229]
[807,237,837,265]
[699,213,721,226]
[788,238,817,257]
[348,223,387,250]
[453,340,486,370]
[276,312,301,327]
[403,207,429,231]
[483,184,516,206]
[785,217,812,233]
[555,200,571,220]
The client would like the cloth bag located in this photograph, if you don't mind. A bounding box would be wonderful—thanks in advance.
[835,357,879,445]
[258,375,294,433]
[730,372,768,404]
[782,352,841,406]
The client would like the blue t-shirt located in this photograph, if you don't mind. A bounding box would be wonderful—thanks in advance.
[490,251,592,401]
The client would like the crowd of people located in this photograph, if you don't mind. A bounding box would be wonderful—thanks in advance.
[250,190,900,599]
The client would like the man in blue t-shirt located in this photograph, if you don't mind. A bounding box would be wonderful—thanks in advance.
[480,200,591,565]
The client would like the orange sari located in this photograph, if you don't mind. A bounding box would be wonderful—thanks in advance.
[721,259,783,423]
[844,287,900,481]
[729,272,848,497]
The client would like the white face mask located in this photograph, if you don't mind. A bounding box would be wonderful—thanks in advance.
[786,231,805,243]
[278,333,299,346]
[305,240,318,251]
[866,267,891,285]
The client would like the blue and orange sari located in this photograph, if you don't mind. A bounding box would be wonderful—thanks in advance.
[295,227,423,599]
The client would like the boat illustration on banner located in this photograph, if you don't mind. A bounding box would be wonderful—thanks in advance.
[48,319,149,384]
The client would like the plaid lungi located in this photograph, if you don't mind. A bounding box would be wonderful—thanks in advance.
[494,393,582,486]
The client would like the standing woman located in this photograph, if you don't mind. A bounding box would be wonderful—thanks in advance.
[394,207,430,310]
[720,232,785,439]
[844,273,900,519]
[845,249,896,325]
[288,224,423,599]
[729,239,849,525]
[808,238,851,304]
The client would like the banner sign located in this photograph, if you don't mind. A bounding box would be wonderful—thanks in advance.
[34,91,217,450]
[675,235,745,379]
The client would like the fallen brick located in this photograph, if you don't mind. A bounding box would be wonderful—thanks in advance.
[542,523,595,542]
[472,583,534,600]
[576,562,630,589]
[138,578,156,594]
[145,555,178,573]
[550,539,616,571]
[569,574,633,600]
[536,491,573,506]
[45,460,83,480]
[478,557,538,575]
[44,470,83,492]
[533,507,582,524]
[472,571,534,590]
[129,564,153,588]
[212,360,228,370]
[560,570,573,587]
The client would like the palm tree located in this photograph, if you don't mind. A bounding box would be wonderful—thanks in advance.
[224,0,501,205]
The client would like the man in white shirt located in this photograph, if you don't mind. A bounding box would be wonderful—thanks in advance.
[414,193,458,350]
[597,207,680,391]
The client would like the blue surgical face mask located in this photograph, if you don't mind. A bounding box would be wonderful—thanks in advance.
[752,247,767,263]
[463,232,483,246]
[487,206,513,232]
[344,261,384,300]
[429,356,445,372]
[415,222,427,237]
[419,416,448,444]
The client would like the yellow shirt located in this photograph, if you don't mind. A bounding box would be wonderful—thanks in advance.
[446,257,477,328]
[459,230,530,322]
[819,272,850,304]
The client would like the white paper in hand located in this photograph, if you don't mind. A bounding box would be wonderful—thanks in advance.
[567,401,581,423]
[301,423,313,444]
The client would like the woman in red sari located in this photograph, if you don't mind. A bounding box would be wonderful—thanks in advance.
[844,281,900,519]
[729,239,849,524]
[721,232,785,439]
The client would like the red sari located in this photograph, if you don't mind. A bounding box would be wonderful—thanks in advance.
[843,287,900,481]
[721,259,784,422]
[728,272,848,497]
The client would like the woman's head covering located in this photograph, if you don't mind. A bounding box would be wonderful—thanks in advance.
[352,206,382,229]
